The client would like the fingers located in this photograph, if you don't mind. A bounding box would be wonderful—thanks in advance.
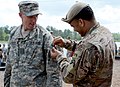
[50,47,57,59]
[53,36,64,47]
[51,47,56,52]
[50,47,62,59]
[53,37,61,45]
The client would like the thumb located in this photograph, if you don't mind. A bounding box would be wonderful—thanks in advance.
[52,47,56,52]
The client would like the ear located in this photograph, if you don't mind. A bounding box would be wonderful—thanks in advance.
[19,12,22,18]
[79,19,84,27]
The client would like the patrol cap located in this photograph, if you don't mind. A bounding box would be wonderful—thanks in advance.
[18,1,41,16]
[62,2,88,23]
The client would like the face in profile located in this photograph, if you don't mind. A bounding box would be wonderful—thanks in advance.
[70,19,85,36]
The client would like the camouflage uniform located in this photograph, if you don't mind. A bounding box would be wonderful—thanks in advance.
[56,23,115,87]
[4,25,62,87]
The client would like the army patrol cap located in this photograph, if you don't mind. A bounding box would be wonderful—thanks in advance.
[18,1,41,16]
[62,2,89,23]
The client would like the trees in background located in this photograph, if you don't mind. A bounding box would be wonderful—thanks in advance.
[0,25,120,42]
[113,33,120,42]
[0,25,10,41]
[46,26,81,40]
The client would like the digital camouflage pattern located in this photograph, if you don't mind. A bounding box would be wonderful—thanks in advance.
[4,25,62,87]
[57,23,115,87]
[18,1,41,16]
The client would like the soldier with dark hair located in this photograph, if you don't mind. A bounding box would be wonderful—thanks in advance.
[51,2,115,87]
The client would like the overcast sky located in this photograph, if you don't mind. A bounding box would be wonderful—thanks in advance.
[0,0,120,33]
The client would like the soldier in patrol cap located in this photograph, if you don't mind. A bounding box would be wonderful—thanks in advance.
[51,2,115,87]
[4,1,62,87]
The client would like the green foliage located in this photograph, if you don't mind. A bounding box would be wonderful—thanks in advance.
[46,26,81,40]
[0,26,10,41]
[0,25,120,42]
[112,33,120,42]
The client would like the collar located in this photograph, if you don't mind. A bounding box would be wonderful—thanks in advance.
[84,22,100,37]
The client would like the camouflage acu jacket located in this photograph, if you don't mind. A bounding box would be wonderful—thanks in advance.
[57,23,115,87]
[4,25,62,87]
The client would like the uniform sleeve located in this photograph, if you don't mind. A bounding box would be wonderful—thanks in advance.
[4,44,12,87]
[44,33,62,87]
[56,44,101,84]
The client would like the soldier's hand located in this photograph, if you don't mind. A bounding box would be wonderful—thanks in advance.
[50,47,62,59]
[53,36,65,47]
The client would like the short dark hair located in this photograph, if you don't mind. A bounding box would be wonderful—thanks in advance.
[74,6,95,21]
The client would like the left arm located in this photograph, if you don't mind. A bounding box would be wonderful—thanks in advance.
[45,33,62,87]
